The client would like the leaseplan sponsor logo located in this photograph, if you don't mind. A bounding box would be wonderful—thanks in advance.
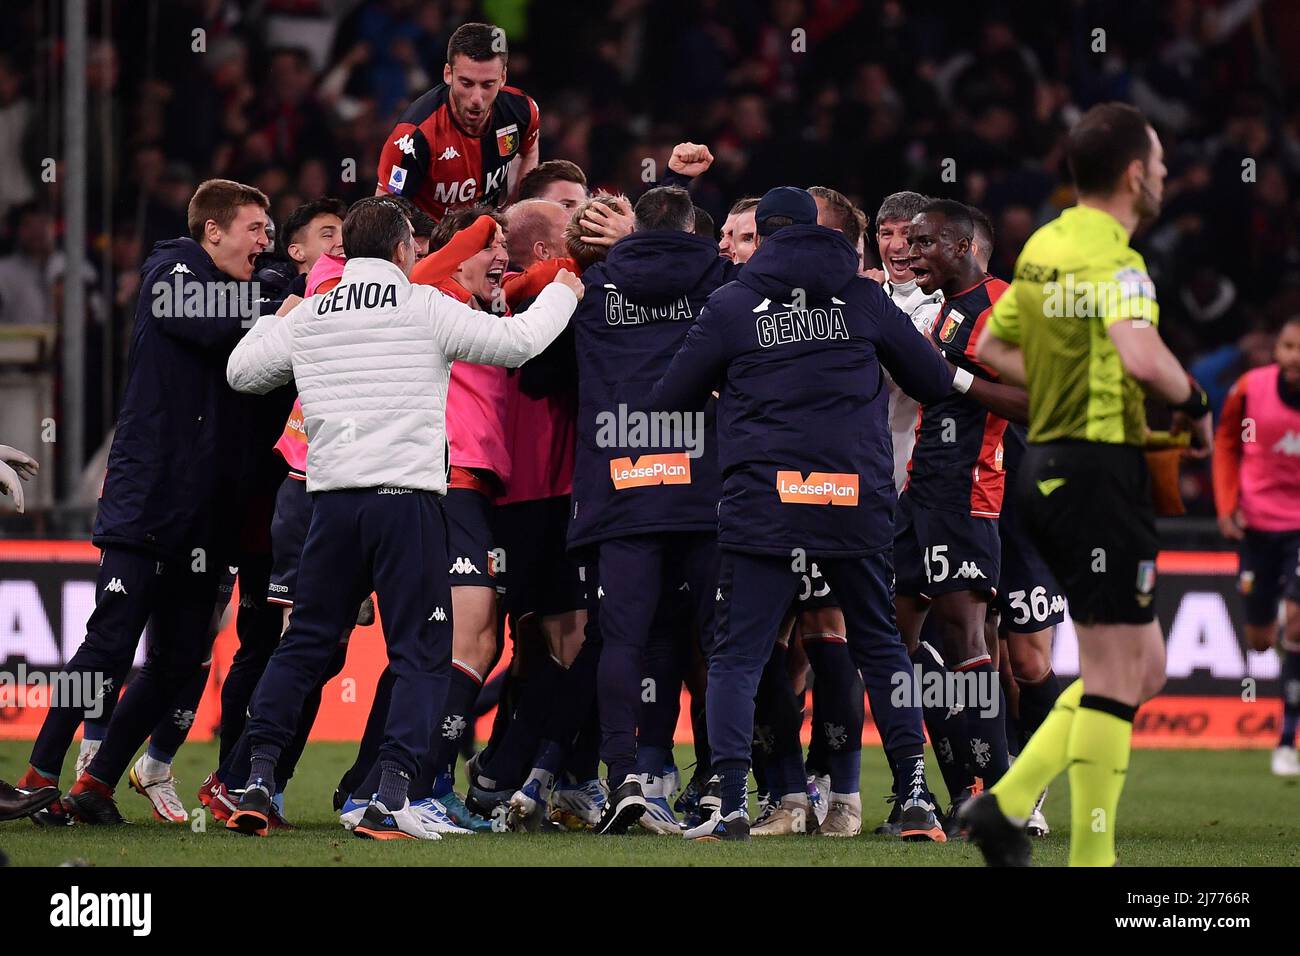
[609,453,691,490]
[776,471,859,506]
[50,886,151,936]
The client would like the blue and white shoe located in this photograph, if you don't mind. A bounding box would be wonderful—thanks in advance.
[437,789,494,832]
[412,797,473,835]
[507,778,550,832]
[339,793,369,831]
[684,808,750,842]
[551,777,606,829]
[638,771,684,834]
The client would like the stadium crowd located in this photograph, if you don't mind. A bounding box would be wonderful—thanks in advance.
[2,0,1300,513]
[0,3,1297,868]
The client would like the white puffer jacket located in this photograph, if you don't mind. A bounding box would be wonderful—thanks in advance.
[227,257,576,494]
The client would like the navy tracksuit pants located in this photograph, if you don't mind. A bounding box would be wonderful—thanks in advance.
[244,488,452,780]
[708,548,924,770]
[595,532,718,784]
[31,545,222,781]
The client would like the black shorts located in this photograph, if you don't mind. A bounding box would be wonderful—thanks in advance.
[267,475,311,606]
[1018,441,1158,626]
[444,486,500,591]
[997,496,1067,634]
[1238,529,1300,627]
[794,560,840,611]
[493,495,587,619]
[893,492,1001,599]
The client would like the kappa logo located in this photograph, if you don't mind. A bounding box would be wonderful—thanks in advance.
[438,146,460,160]
[169,263,192,275]
[428,606,447,622]
[776,471,859,506]
[609,453,691,490]
[104,577,128,595]
[449,558,481,575]
[1273,431,1300,456]
[716,588,724,602]
[394,133,417,156]
[952,561,986,580]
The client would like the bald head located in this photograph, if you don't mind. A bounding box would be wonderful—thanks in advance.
[505,199,570,269]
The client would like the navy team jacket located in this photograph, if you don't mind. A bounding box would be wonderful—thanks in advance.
[568,229,739,550]
[93,238,253,559]
[650,224,955,558]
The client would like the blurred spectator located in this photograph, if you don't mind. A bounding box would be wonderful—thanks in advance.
[0,204,56,327]
[0,54,37,218]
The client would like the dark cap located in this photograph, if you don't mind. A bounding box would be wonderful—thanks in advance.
[755,186,818,236]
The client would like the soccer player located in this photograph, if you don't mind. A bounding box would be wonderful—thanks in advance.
[1213,315,1300,776]
[893,200,1029,822]
[718,197,758,263]
[970,206,1064,837]
[19,180,271,825]
[516,159,588,210]
[224,197,581,839]
[650,187,1014,841]
[971,102,1213,866]
[377,22,539,220]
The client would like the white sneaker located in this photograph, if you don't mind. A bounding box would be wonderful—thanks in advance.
[751,794,809,836]
[816,792,862,837]
[637,773,684,835]
[353,799,442,840]
[411,797,472,835]
[1272,746,1300,776]
[128,755,187,823]
[1026,788,1050,837]
[551,777,606,827]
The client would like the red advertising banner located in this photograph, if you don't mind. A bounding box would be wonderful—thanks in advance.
[0,542,1281,748]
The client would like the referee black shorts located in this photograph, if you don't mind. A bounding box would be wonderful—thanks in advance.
[1018,441,1157,626]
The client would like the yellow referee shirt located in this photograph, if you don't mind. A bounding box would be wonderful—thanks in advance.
[986,205,1157,446]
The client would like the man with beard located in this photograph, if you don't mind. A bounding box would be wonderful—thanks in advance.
[377,22,539,220]
[970,102,1212,866]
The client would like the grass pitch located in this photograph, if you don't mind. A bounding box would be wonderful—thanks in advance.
[0,741,1295,866]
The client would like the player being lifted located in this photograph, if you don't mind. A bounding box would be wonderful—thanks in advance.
[377,22,539,221]
[1214,316,1300,776]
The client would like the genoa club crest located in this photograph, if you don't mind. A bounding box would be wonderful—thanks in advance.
[938,308,965,343]
[496,123,519,157]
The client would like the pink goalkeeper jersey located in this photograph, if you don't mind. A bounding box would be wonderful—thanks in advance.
[498,374,575,504]
[1237,365,1300,532]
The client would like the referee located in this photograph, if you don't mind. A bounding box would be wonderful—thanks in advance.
[968,102,1213,866]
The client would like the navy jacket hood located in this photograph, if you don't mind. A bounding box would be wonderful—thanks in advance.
[568,230,736,549]
[739,225,859,302]
[602,231,725,304]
